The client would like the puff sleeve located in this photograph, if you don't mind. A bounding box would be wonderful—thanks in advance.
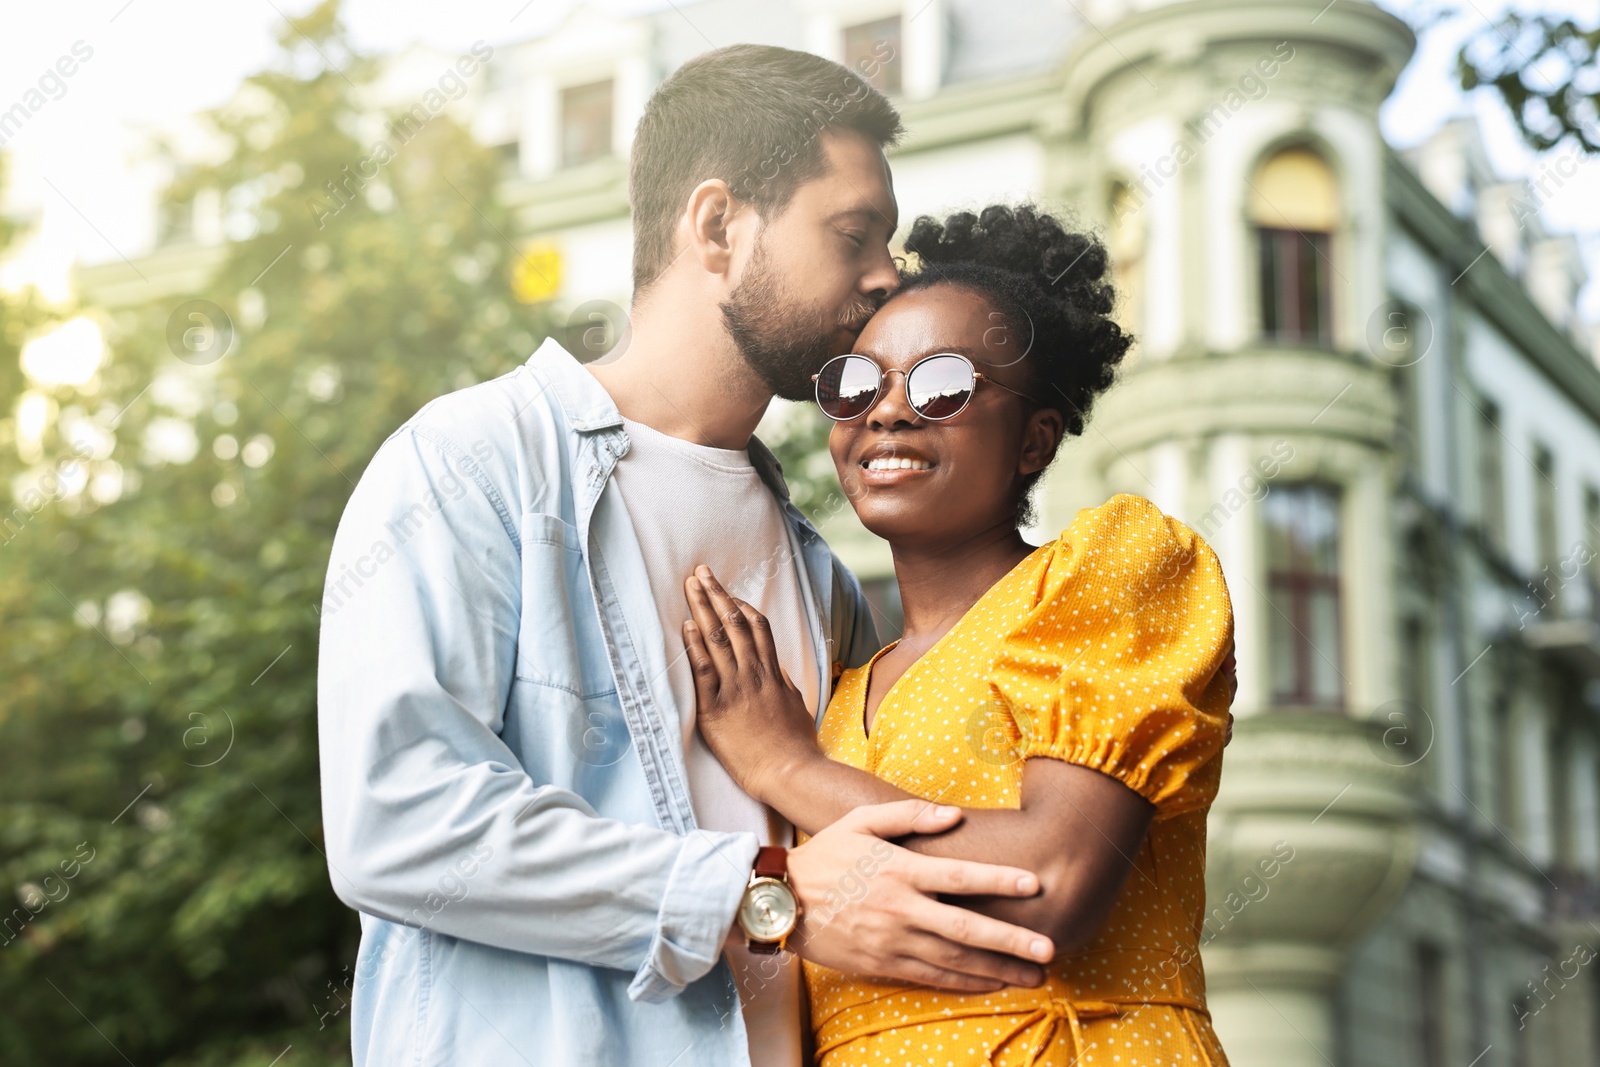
[990,494,1235,817]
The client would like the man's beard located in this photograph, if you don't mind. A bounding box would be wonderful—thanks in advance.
[721,239,878,401]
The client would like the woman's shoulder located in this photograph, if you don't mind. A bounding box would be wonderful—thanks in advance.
[1032,493,1223,601]
[1041,493,1212,557]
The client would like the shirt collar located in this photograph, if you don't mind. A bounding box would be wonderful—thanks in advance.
[525,336,792,502]
[526,337,625,433]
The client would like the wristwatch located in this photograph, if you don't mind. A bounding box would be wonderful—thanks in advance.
[737,846,800,954]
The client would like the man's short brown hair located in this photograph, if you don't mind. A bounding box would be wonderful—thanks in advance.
[628,43,903,293]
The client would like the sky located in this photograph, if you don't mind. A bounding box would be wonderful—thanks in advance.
[0,0,1597,315]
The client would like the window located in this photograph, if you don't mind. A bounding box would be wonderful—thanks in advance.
[1402,617,1442,788]
[1416,942,1447,1067]
[1264,484,1344,707]
[841,16,902,94]
[1532,445,1559,611]
[1393,360,1421,472]
[1509,997,1531,1067]
[559,79,613,169]
[1386,301,1424,470]
[1492,690,1518,831]
[1550,728,1572,869]
[1585,486,1600,622]
[1401,617,1431,709]
[158,194,195,245]
[1108,181,1146,344]
[1477,400,1506,550]
[1249,148,1337,345]
[1591,973,1600,1067]
[493,140,521,179]
[1257,229,1330,343]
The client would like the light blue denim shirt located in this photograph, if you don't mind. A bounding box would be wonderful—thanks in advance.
[317,338,879,1066]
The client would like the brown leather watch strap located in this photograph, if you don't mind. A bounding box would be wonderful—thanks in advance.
[753,845,788,880]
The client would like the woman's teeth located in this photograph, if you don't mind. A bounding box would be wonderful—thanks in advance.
[865,457,932,471]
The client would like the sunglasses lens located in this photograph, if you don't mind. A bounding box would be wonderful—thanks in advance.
[815,355,880,420]
[907,355,976,419]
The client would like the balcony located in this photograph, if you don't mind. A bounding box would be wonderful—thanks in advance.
[1521,579,1600,677]
[1203,710,1419,1067]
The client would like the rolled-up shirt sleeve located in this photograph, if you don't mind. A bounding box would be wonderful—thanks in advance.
[317,425,756,1002]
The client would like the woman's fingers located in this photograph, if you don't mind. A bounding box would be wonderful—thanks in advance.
[681,619,721,702]
[891,930,1048,990]
[730,596,786,679]
[863,944,1009,993]
[684,575,741,679]
[692,566,760,669]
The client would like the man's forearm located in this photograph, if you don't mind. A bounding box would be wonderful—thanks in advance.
[762,754,1150,952]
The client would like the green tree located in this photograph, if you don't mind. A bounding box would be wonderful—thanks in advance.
[1459,10,1599,153]
[0,2,551,1063]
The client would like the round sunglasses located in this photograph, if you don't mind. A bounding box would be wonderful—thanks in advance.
[812,352,1035,422]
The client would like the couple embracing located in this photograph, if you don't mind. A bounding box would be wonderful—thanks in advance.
[318,41,1236,1067]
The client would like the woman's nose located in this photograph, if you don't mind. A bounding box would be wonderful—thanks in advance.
[865,367,920,428]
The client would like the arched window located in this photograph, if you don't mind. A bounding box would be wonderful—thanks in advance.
[1249,147,1338,345]
[1107,180,1146,347]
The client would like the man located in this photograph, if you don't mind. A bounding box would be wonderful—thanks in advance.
[317,44,1052,1067]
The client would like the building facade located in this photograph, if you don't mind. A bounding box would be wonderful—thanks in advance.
[62,1,1600,1064]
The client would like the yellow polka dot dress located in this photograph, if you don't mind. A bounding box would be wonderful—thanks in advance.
[804,494,1235,1067]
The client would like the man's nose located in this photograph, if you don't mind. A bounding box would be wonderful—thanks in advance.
[860,242,900,302]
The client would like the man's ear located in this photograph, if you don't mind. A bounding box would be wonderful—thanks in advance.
[681,179,748,278]
[1019,408,1065,476]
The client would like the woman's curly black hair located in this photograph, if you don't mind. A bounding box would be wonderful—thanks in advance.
[897,203,1132,527]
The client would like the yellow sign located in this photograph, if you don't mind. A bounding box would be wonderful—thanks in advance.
[512,241,562,303]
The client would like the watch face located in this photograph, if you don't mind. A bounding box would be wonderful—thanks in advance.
[738,877,798,942]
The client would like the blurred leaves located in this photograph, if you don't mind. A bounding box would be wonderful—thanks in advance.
[763,400,845,523]
[0,1,549,1063]
[1459,10,1600,153]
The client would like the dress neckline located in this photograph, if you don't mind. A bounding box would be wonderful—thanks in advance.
[857,540,1055,739]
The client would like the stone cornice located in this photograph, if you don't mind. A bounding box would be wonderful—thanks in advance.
[1059,0,1415,132]
[73,240,231,310]
[1081,346,1395,459]
[497,156,630,236]
[891,74,1059,154]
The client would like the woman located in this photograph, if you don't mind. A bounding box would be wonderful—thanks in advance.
[682,204,1236,1066]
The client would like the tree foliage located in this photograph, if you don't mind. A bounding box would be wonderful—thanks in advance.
[1460,11,1600,154]
[0,2,550,1063]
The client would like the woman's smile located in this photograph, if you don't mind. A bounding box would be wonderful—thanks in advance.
[855,440,938,485]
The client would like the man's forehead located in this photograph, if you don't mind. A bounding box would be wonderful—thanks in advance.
[810,132,899,228]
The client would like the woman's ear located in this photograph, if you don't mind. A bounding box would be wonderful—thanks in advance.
[1019,408,1065,476]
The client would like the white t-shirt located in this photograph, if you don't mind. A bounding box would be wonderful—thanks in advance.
[610,415,819,1067]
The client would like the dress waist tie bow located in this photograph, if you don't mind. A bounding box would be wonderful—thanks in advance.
[984,995,1224,1067]
[987,997,1122,1066]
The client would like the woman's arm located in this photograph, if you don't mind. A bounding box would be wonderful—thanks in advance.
[770,749,1152,955]
[683,569,1154,953]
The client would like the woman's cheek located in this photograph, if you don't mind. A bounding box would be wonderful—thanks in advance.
[831,426,865,504]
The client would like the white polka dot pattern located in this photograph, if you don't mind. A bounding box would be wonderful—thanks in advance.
[802,494,1236,1067]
